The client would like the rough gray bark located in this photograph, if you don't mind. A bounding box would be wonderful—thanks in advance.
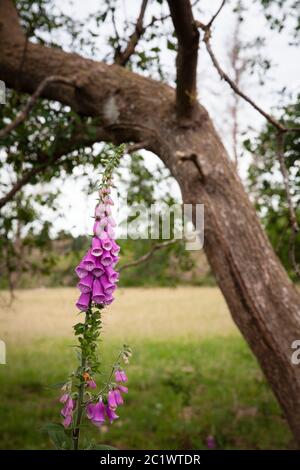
[1,0,300,445]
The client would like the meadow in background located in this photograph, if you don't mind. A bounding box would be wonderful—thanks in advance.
[0,287,294,450]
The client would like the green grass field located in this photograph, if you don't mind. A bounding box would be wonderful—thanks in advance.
[0,287,294,449]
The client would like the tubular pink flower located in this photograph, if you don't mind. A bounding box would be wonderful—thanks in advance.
[87,400,106,427]
[77,273,94,294]
[76,292,91,311]
[61,397,74,417]
[111,255,120,267]
[106,225,115,239]
[82,250,96,272]
[92,257,105,278]
[100,232,113,251]
[101,251,113,266]
[61,395,75,428]
[111,240,120,256]
[75,263,88,279]
[114,369,128,383]
[103,196,114,206]
[100,274,116,295]
[107,216,116,227]
[105,266,119,283]
[95,203,111,218]
[117,385,128,394]
[207,435,216,449]
[108,390,117,409]
[120,371,128,382]
[63,415,72,428]
[104,295,114,305]
[92,278,106,304]
[86,404,95,420]
[87,379,97,389]
[105,405,119,423]
[99,217,109,228]
[59,393,69,403]
[115,370,122,382]
[99,187,110,196]
[114,389,124,406]
[93,220,102,237]
[91,237,103,257]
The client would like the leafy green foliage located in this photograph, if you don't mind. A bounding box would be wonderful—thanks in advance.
[42,423,72,450]
[257,0,300,42]
[246,96,300,278]
[0,335,294,449]
[0,89,106,290]
[74,307,103,375]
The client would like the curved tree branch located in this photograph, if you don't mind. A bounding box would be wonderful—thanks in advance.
[206,0,226,29]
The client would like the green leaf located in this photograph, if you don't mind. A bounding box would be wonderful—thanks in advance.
[167,39,177,51]
[42,423,72,450]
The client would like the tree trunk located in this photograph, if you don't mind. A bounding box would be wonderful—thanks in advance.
[1,0,300,445]
[155,116,300,445]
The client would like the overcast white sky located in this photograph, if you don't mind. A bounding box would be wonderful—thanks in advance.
[23,0,300,236]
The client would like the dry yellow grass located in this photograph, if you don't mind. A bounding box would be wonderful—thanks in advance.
[0,287,240,343]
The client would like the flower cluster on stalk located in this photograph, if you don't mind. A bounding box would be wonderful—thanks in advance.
[75,184,120,311]
[55,145,132,447]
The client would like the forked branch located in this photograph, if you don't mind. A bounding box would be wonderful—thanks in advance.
[115,0,149,66]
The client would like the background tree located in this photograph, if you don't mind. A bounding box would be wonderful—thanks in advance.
[246,96,300,278]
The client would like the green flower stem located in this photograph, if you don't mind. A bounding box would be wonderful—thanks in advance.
[98,351,123,395]
[72,363,86,450]
[72,310,89,450]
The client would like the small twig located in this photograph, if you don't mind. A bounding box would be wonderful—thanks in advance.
[144,12,171,29]
[0,75,75,139]
[206,0,226,29]
[115,0,149,66]
[195,12,300,134]
[199,29,286,132]
[118,238,179,272]
[111,7,121,45]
